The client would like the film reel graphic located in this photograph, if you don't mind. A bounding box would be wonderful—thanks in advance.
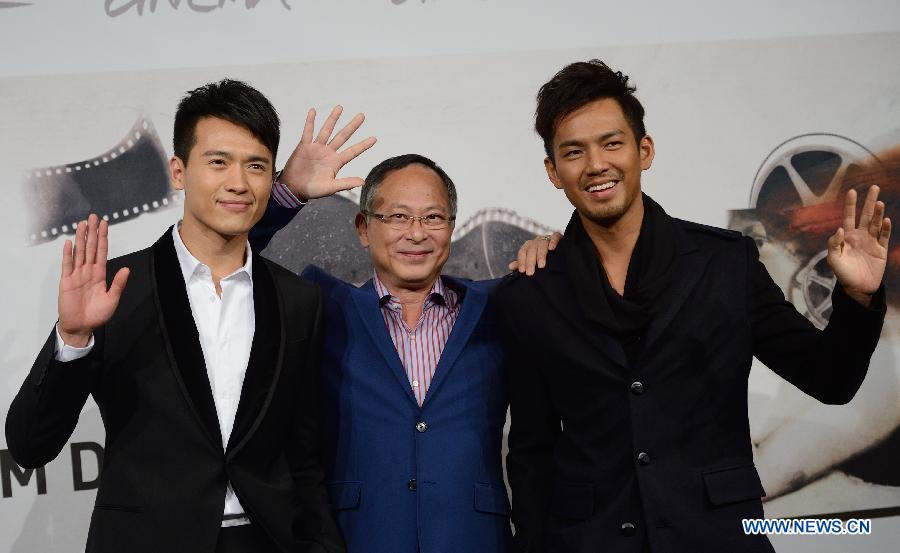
[751,133,877,328]
[22,117,176,246]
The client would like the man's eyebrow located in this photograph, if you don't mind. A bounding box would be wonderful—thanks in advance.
[557,130,625,150]
[200,151,271,164]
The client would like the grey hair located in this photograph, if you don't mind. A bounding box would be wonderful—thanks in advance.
[360,153,458,218]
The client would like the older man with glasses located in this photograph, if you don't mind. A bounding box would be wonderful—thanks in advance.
[251,139,560,552]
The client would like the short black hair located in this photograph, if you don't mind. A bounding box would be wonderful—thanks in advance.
[535,60,646,161]
[173,79,280,165]
[360,154,458,217]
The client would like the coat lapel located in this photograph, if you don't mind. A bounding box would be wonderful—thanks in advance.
[421,278,486,409]
[351,280,420,407]
[151,230,222,450]
[227,257,282,455]
[642,223,711,352]
[539,240,629,370]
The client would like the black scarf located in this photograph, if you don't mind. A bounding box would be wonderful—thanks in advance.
[564,194,680,365]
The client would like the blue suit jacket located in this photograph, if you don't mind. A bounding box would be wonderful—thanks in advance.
[301,265,512,553]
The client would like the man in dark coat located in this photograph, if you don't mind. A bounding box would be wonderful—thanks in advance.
[497,60,890,553]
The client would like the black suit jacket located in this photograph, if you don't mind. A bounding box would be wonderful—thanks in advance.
[5,229,344,553]
[496,217,885,553]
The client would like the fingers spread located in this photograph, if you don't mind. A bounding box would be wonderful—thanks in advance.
[338,137,377,165]
[858,185,880,229]
[300,108,316,144]
[61,239,74,277]
[97,218,110,270]
[85,214,99,265]
[869,201,885,237]
[315,105,343,143]
[879,218,892,249]
[74,219,87,269]
[329,113,366,150]
[842,189,858,231]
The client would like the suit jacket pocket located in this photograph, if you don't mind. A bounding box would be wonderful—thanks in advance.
[702,463,766,506]
[550,483,594,521]
[328,481,361,510]
[474,482,511,516]
[88,506,149,553]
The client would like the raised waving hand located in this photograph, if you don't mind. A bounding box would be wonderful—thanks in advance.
[57,214,130,347]
[279,105,377,201]
[827,185,892,306]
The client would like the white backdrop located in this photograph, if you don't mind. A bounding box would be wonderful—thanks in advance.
[2,1,900,552]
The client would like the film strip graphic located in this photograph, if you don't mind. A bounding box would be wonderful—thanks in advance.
[23,117,176,245]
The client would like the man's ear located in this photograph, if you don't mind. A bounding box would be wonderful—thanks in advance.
[170,156,186,191]
[639,135,655,170]
[355,212,370,248]
[544,156,563,190]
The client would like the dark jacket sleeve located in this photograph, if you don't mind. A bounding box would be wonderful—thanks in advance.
[748,237,885,405]
[5,328,101,468]
[249,195,304,253]
[288,285,346,553]
[498,278,560,553]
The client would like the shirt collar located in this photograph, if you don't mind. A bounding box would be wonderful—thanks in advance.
[171,222,253,285]
[372,271,457,309]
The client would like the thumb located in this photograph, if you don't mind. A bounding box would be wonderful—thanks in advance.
[827,227,844,256]
[108,267,130,300]
[331,177,365,193]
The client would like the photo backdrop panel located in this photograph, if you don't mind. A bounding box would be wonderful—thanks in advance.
[1,31,899,552]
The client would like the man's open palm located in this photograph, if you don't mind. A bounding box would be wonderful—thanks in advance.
[58,214,129,346]
[280,105,377,200]
[827,186,892,304]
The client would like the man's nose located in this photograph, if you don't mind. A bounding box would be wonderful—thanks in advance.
[585,150,610,173]
[405,217,427,240]
[224,167,250,193]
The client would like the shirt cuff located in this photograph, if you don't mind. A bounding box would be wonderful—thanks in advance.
[54,324,95,362]
[271,174,307,209]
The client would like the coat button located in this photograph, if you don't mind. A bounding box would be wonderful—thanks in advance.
[416,421,428,433]
[637,452,651,465]
[408,479,417,491]
[630,381,644,395]
[621,522,636,537]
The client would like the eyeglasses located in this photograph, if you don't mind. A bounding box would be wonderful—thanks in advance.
[363,211,455,230]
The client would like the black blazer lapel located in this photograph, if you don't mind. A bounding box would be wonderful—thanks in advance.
[421,278,486,408]
[227,257,282,455]
[642,223,712,351]
[152,229,222,450]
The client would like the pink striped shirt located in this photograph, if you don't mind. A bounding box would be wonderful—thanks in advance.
[373,273,461,406]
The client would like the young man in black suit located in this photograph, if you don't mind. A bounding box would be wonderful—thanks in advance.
[6,80,345,553]
[498,60,890,553]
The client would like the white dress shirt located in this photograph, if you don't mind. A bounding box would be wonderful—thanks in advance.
[55,224,256,526]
